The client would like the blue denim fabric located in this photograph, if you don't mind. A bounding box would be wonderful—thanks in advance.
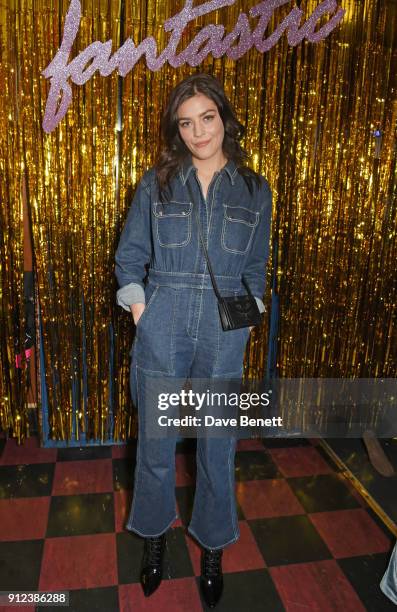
[115,155,272,549]
[380,541,397,605]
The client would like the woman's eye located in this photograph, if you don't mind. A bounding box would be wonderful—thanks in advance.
[179,116,214,128]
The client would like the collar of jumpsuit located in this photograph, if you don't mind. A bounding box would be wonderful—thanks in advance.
[179,152,238,187]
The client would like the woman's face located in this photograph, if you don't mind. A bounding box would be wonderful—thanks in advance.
[176,93,225,163]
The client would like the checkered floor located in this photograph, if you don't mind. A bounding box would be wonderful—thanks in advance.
[0,434,395,611]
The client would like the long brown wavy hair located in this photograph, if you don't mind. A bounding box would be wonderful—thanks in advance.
[155,73,262,202]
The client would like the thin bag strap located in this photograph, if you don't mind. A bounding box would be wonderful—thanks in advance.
[186,178,223,301]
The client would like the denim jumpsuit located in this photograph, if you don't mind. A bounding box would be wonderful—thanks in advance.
[115,154,272,550]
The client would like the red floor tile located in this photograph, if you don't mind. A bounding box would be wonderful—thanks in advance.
[119,577,202,612]
[175,453,195,487]
[111,444,136,459]
[236,479,305,519]
[52,459,113,495]
[39,534,117,590]
[270,559,366,611]
[309,509,392,558]
[268,446,333,477]
[185,521,266,575]
[237,439,266,451]
[0,497,50,541]
[0,436,57,465]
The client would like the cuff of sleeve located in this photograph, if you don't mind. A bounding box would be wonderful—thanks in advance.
[116,283,145,311]
[254,296,265,313]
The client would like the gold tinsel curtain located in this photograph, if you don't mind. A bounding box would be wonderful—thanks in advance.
[0,0,396,443]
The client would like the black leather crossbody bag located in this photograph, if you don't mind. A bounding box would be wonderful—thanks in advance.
[186,179,263,332]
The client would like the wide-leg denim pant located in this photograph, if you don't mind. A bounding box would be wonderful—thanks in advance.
[126,270,251,550]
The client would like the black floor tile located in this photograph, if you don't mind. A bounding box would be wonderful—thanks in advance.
[44,586,119,612]
[361,477,397,525]
[196,569,284,611]
[0,539,44,590]
[0,463,54,499]
[365,506,397,541]
[176,438,197,454]
[57,445,112,461]
[313,443,343,472]
[116,531,143,584]
[235,450,282,481]
[338,552,397,611]
[287,473,361,513]
[249,515,332,566]
[46,493,115,537]
[380,439,397,465]
[112,457,136,491]
[163,526,194,580]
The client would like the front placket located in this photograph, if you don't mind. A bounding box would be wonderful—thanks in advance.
[185,170,221,340]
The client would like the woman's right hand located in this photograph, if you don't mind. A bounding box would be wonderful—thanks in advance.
[130,302,145,326]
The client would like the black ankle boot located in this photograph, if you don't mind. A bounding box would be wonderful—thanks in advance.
[140,533,166,597]
[200,547,224,608]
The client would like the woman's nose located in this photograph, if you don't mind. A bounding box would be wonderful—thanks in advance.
[193,122,204,137]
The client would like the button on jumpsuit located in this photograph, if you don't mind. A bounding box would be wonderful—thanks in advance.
[115,154,272,550]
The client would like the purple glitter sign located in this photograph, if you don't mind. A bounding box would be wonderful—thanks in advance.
[42,0,346,133]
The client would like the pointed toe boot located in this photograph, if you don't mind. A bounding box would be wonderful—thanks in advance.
[140,533,166,597]
[200,547,224,608]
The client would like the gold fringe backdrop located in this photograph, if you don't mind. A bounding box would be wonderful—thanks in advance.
[0,0,396,443]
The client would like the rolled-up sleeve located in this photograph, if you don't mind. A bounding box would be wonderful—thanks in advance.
[243,178,272,307]
[115,176,152,311]
[254,296,266,313]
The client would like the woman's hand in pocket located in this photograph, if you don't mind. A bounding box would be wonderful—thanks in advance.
[130,302,145,326]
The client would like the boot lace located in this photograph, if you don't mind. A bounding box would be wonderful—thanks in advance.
[144,536,164,566]
[203,548,223,577]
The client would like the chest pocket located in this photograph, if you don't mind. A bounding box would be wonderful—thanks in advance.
[221,204,259,254]
[153,201,193,247]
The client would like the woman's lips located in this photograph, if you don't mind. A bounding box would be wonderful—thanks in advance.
[195,140,210,147]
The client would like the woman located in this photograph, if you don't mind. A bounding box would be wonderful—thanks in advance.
[115,72,272,608]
